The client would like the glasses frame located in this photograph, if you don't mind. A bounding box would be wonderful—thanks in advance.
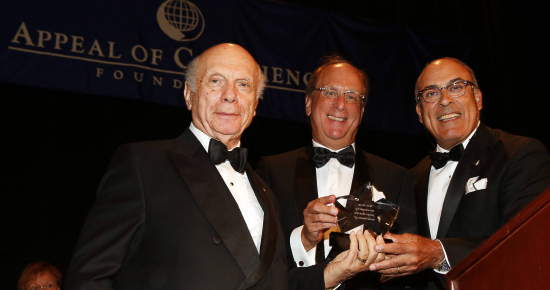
[417,80,475,103]
[314,86,365,104]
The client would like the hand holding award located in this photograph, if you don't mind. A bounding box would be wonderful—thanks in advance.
[329,182,399,258]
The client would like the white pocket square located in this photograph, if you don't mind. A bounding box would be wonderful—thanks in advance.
[465,177,488,194]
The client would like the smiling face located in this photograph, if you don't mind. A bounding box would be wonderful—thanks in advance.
[416,59,483,150]
[306,63,365,150]
[184,44,260,149]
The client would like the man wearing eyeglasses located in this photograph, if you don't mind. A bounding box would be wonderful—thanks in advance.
[369,57,550,289]
[256,55,417,289]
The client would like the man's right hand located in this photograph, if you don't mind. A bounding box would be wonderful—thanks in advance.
[369,233,444,277]
[301,195,339,251]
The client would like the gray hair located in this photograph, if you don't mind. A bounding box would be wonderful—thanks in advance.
[185,55,267,100]
[415,57,480,103]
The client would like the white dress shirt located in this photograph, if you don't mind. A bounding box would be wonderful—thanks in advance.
[290,141,355,267]
[427,124,478,272]
[189,123,264,252]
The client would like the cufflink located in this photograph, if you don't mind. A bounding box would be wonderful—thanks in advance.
[438,258,450,272]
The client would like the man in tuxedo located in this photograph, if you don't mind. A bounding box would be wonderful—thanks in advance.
[65,43,288,290]
[369,57,550,289]
[256,56,417,289]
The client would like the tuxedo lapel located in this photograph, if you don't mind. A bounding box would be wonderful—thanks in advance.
[294,145,319,224]
[415,158,432,238]
[239,164,278,290]
[167,129,260,278]
[247,164,268,211]
[350,149,371,194]
[294,145,324,262]
[436,125,492,238]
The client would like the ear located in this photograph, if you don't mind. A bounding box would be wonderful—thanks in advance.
[415,103,424,124]
[253,98,259,117]
[184,82,193,111]
[305,95,312,116]
[474,88,483,111]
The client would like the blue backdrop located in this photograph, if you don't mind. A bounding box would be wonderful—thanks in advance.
[0,0,473,134]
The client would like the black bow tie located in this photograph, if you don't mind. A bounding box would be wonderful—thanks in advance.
[208,139,248,173]
[429,144,464,170]
[312,145,355,168]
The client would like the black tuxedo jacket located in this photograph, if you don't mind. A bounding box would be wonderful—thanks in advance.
[66,129,288,290]
[256,145,417,290]
[412,124,550,289]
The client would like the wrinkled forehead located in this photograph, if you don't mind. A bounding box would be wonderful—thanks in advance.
[199,47,258,81]
[418,60,472,89]
[200,59,257,81]
[317,64,364,91]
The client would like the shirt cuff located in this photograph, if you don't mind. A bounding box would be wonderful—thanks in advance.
[290,226,316,267]
[433,239,452,274]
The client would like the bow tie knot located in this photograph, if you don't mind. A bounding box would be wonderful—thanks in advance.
[208,139,248,173]
[429,144,464,170]
[312,145,355,168]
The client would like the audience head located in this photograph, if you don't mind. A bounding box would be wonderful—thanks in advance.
[18,261,61,290]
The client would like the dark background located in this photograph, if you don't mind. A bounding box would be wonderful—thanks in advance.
[2,0,549,287]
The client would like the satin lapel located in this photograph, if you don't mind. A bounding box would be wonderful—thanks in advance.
[436,125,491,238]
[168,130,260,278]
[415,158,431,238]
[239,165,278,290]
[295,146,319,224]
[350,149,371,194]
[295,146,325,262]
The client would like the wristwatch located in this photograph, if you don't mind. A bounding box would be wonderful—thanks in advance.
[438,258,451,272]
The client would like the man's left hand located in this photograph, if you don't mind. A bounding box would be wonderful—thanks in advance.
[323,231,385,288]
[368,233,444,277]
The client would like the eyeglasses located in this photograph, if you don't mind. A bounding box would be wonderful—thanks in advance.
[27,283,57,290]
[315,87,364,104]
[417,80,475,103]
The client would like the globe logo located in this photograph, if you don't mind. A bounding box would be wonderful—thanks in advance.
[157,0,205,42]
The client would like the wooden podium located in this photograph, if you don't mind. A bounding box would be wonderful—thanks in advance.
[445,186,550,289]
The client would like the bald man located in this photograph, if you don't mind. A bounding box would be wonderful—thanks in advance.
[369,58,550,289]
[66,44,288,290]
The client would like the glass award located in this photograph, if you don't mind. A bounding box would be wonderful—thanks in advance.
[328,182,399,258]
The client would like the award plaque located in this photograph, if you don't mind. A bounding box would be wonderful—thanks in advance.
[328,183,399,258]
